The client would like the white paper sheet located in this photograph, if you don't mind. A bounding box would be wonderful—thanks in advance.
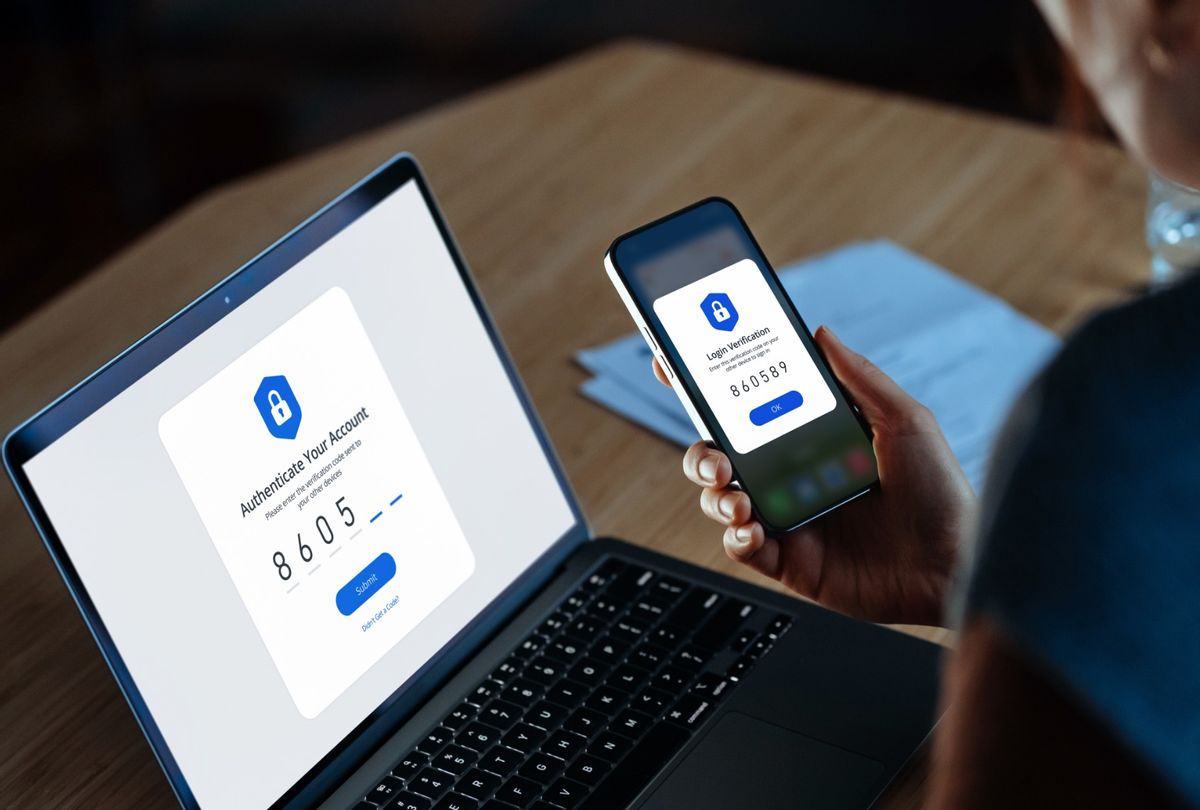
[577,241,1061,493]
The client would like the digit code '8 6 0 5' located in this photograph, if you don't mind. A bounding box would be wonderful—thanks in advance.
[273,496,355,582]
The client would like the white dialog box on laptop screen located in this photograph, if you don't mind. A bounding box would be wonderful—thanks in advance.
[159,286,474,718]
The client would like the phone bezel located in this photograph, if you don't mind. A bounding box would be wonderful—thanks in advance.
[606,196,877,532]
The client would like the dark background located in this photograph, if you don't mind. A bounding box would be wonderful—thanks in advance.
[3,0,1066,336]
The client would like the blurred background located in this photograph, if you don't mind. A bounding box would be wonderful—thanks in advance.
[3,0,1071,336]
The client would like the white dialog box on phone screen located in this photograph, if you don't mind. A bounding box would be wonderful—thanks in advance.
[653,259,836,455]
[159,287,474,718]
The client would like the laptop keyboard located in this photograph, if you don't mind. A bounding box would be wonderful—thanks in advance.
[354,557,793,810]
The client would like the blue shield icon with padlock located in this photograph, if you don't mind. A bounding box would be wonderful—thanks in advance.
[254,375,302,439]
[701,292,738,332]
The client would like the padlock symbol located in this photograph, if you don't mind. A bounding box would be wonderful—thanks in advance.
[255,375,302,439]
[701,292,738,331]
[268,390,292,425]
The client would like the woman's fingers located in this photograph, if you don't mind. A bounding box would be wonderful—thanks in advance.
[815,325,933,434]
[682,441,733,488]
[722,522,784,580]
[699,486,752,525]
[651,357,671,387]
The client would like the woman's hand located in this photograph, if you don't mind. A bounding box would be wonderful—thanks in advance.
[654,326,974,626]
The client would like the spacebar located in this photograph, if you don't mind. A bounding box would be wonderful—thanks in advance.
[579,722,690,809]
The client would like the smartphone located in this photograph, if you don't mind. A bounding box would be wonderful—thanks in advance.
[605,197,878,532]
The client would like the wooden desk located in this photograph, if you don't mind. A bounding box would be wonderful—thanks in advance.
[0,41,1147,808]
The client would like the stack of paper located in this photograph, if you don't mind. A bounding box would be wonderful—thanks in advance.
[576,241,1061,493]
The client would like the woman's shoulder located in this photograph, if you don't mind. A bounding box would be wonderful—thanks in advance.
[961,273,1200,807]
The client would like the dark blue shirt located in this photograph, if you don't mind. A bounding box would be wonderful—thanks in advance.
[963,274,1200,806]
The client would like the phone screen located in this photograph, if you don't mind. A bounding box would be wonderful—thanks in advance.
[610,198,877,530]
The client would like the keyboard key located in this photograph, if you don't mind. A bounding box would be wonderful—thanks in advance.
[731,629,757,653]
[544,777,588,808]
[435,793,478,810]
[588,597,621,618]
[612,709,653,739]
[500,722,546,754]
[355,802,375,810]
[502,678,542,707]
[606,566,654,598]
[563,707,606,738]
[495,775,541,807]
[590,637,629,666]
[588,558,625,586]
[629,687,672,716]
[434,744,477,776]
[525,699,568,731]
[649,625,684,649]
[765,614,793,640]
[459,722,501,752]
[674,645,708,672]
[693,600,754,650]
[410,767,455,800]
[479,699,523,730]
[545,638,584,664]
[690,673,733,702]
[543,730,586,759]
[469,680,503,707]
[538,611,571,636]
[518,752,565,784]
[545,679,588,708]
[516,634,549,658]
[392,751,429,780]
[666,588,720,628]
[576,723,689,810]
[562,590,590,614]
[444,702,479,731]
[481,801,519,810]
[565,616,605,640]
[458,768,502,800]
[651,576,688,599]
[608,664,642,690]
[491,658,522,685]
[564,754,609,786]
[566,658,606,686]
[524,657,563,685]
[629,598,670,622]
[727,655,755,681]
[611,618,649,642]
[391,793,433,810]
[478,746,522,777]
[629,643,669,671]
[588,731,634,762]
[748,637,772,658]
[417,727,455,756]
[365,775,404,804]
[665,694,713,729]
[585,685,627,715]
[652,666,691,693]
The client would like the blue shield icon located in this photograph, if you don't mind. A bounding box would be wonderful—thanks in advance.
[701,292,738,331]
[254,375,302,439]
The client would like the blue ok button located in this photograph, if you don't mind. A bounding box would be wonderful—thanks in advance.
[749,390,804,426]
[336,552,397,616]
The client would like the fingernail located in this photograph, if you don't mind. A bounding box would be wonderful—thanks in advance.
[819,325,839,344]
[698,455,718,484]
[735,524,754,543]
[718,494,736,519]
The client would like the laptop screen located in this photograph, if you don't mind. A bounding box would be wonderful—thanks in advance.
[17,173,577,808]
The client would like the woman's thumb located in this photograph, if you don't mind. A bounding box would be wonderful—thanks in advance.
[814,326,919,430]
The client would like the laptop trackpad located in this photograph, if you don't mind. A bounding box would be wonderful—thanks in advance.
[640,711,885,810]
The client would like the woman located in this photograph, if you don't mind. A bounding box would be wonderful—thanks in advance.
[655,1,1200,806]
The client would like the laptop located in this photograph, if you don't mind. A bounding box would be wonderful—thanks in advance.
[3,154,941,810]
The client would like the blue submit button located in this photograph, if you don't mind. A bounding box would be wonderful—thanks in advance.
[749,390,804,426]
[336,552,396,617]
